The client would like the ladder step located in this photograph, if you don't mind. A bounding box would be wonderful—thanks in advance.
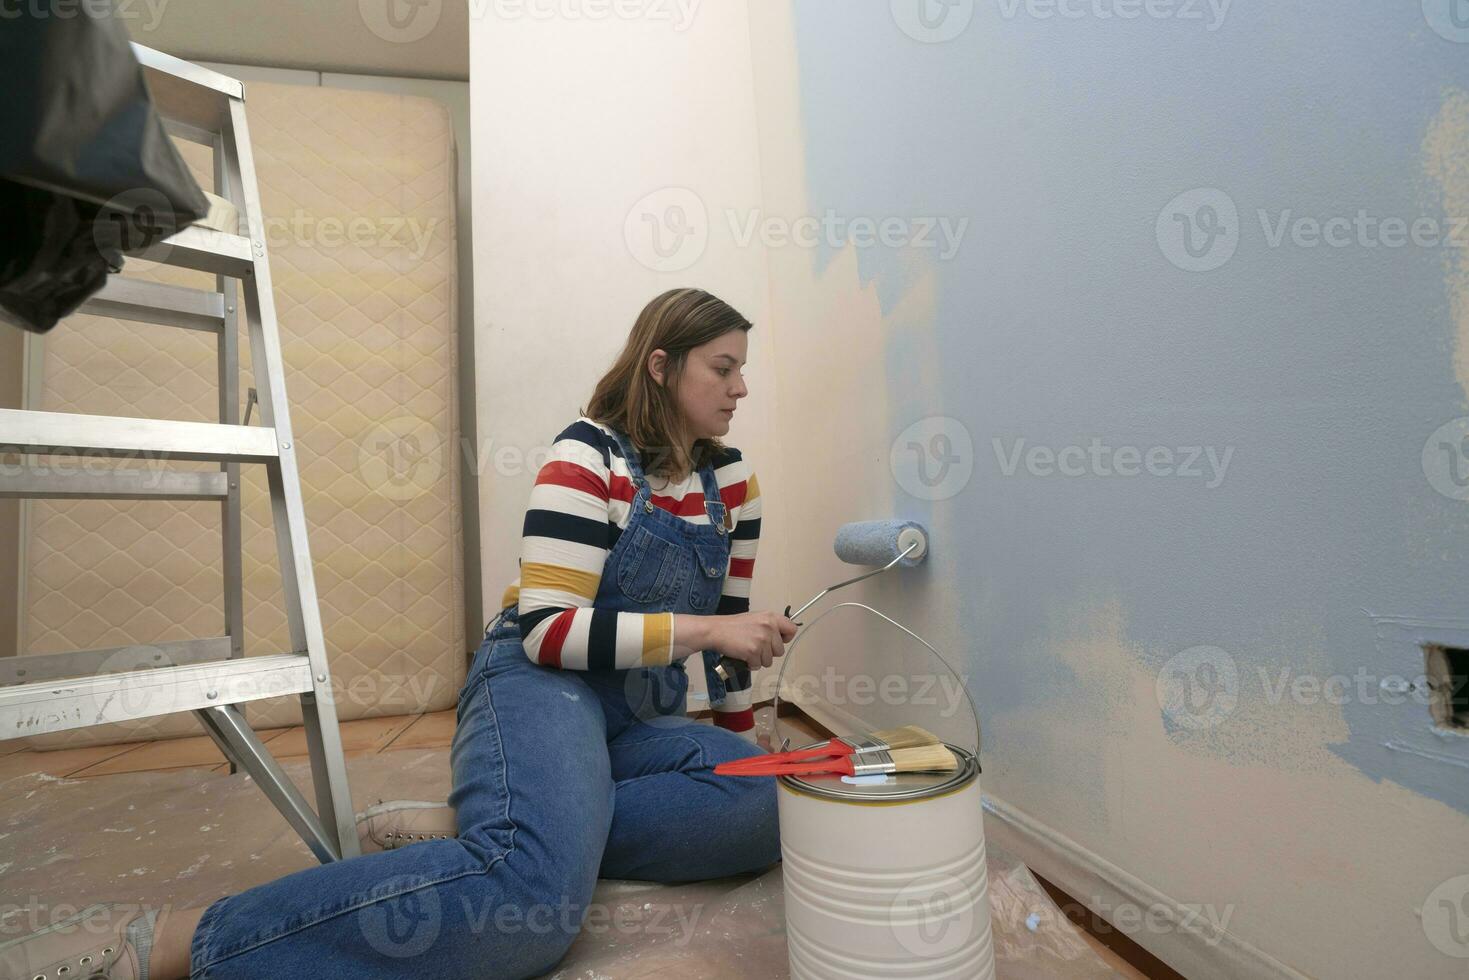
[0,637,234,688]
[0,465,229,500]
[132,42,243,140]
[0,409,279,463]
[79,278,227,332]
[135,225,255,278]
[0,654,312,737]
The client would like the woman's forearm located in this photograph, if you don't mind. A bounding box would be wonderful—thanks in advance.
[672,613,717,659]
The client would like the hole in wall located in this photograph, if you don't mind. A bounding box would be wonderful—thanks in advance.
[1422,644,1469,734]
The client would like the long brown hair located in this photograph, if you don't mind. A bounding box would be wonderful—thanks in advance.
[582,287,752,481]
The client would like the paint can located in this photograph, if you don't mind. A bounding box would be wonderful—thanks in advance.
[776,745,993,978]
[770,602,993,979]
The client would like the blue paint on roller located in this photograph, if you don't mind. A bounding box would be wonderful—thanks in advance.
[779,519,931,623]
[833,520,928,568]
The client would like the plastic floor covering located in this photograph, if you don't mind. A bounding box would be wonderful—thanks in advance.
[1,748,1125,978]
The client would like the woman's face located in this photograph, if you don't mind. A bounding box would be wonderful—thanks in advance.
[652,330,749,447]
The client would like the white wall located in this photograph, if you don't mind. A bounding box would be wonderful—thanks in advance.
[469,0,790,689]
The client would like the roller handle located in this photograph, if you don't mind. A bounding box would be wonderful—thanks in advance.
[712,605,805,691]
[715,656,751,692]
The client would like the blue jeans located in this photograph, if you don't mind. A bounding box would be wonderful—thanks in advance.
[189,619,780,979]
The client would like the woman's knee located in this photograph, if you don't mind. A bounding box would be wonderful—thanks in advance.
[700,747,781,871]
[738,776,782,867]
[450,852,601,976]
[697,724,766,765]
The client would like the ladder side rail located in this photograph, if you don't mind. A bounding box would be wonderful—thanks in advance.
[217,130,247,776]
[222,96,359,858]
[195,704,341,863]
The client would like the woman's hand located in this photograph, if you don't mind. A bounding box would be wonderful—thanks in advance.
[707,611,799,670]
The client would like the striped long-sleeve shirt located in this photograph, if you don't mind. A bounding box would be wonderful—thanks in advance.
[500,417,761,670]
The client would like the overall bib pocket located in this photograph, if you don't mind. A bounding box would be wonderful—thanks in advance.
[616,525,690,604]
[688,539,728,612]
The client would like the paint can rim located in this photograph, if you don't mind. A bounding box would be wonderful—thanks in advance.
[777,741,979,805]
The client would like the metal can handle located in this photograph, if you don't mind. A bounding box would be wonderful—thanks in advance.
[770,601,981,757]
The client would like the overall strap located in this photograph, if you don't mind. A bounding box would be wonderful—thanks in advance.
[606,426,645,486]
[607,426,656,514]
[698,461,728,536]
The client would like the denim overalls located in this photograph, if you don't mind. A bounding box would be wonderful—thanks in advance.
[188,427,778,980]
[540,424,734,717]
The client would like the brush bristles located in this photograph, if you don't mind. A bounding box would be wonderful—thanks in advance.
[890,744,958,772]
[872,725,940,750]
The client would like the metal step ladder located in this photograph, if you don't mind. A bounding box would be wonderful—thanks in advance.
[0,45,359,863]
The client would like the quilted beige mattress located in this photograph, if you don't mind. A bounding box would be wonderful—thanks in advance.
[21,81,464,748]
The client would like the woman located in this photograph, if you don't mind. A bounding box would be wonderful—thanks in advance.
[4,287,797,980]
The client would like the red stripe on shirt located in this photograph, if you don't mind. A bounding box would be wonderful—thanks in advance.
[538,609,575,668]
[607,472,637,504]
[607,473,721,518]
[536,460,608,500]
[653,492,714,517]
[729,557,755,578]
[712,707,755,732]
[719,479,748,513]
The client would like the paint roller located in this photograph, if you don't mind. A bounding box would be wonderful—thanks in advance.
[713,519,930,691]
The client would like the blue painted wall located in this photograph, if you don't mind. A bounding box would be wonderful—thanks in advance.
[787,0,1469,816]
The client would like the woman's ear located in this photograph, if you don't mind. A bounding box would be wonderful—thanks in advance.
[647,349,666,387]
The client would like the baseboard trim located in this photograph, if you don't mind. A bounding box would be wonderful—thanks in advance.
[981,794,1310,980]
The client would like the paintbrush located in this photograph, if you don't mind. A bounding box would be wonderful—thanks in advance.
[715,743,958,778]
[718,725,940,773]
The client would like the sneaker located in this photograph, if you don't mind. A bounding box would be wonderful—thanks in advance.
[355,800,457,853]
[0,903,147,980]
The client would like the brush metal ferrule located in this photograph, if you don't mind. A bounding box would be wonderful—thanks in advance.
[837,733,888,755]
[849,748,895,776]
